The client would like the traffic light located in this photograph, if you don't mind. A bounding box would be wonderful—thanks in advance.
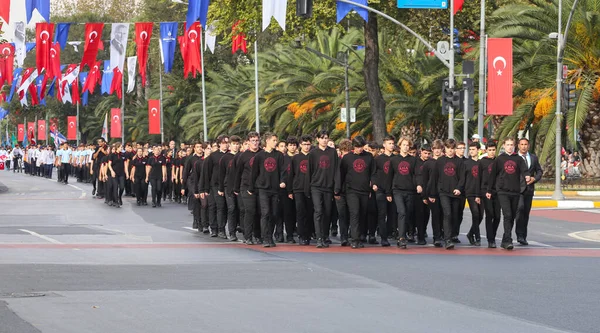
[442,79,453,115]
[564,83,577,110]
[462,78,475,118]
[297,0,313,18]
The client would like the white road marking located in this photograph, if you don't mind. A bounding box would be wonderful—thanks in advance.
[183,227,197,231]
[18,229,64,245]
[463,233,555,248]
[568,230,600,243]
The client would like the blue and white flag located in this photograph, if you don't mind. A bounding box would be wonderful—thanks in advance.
[50,129,67,147]
[54,23,71,50]
[159,22,178,73]
[26,0,51,23]
[336,0,368,23]
[8,68,23,103]
[0,107,8,121]
[186,0,210,29]
[36,75,46,106]
[79,72,89,106]
[47,78,56,97]
[101,60,113,95]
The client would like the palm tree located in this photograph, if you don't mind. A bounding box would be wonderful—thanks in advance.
[489,0,600,176]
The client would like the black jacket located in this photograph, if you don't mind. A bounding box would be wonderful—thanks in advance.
[427,155,466,198]
[487,153,528,196]
[519,152,543,196]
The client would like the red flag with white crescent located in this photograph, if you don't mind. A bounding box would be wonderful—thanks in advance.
[135,22,153,87]
[50,118,58,132]
[38,120,46,141]
[0,0,9,24]
[82,61,101,93]
[80,23,104,71]
[67,116,77,140]
[232,21,247,54]
[35,22,54,74]
[17,124,24,141]
[0,43,14,85]
[178,33,188,76]
[110,67,123,99]
[27,122,35,135]
[148,99,161,134]
[71,78,80,105]
[48,42,61,80]
[184,22,202,79]
[111,108,122,138]
[486,38,513,115]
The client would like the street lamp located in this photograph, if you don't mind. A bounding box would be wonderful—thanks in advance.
[295,39,352,138]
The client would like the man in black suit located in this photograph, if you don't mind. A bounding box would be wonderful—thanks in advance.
[515,138,543,245]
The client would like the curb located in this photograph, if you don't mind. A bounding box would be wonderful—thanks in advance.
[531,200,600,209]
[536,191,600,197]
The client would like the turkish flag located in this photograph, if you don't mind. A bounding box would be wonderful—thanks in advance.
[0,0,9,24]
[184,22,202,79]
[178,34,189,77]
[35,22,54,74]
[110,67,123,99]
[71,78,80,105]
[0,44,14,86]
[18,124,24,141]
[28,122,35,135]
[232,21,247,54]
[80,23,104,71]
[135,22,153,87]
[453,0,464,14]
[50,118,58,132]
[82,61,101,93]
[111,108,122,138]
[487,38,513,116]
[148,99,161,134]
[67,116,77,140]
[28,85,39,105]
[38,120,46,141]
[48,42,61,80]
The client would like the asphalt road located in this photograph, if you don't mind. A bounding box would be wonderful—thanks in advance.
[0,171,599,333]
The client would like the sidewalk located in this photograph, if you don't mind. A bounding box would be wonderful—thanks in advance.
[532,191,600,208]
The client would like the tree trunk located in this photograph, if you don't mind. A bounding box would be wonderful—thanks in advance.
[579,102,600,177]
[363,13,386,143]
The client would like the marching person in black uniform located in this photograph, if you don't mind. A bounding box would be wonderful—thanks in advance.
[515,138,543,245]
[422,139,445,247]
[130,148,148,206]
[219,135,241,241]
[234,132,262,245]
[464,142,482,246]
[201,135,229,238]
[289,135,314,246]
[146,145,167,208]
[414,145,431,245]
[107,142,129,208]
[480,142,501,248]
[428,139,466,250]
[172,150,184,204]
[182,142,206,230]
[373,135,396,247]
[92,138,108,198]
[486,137,529,250]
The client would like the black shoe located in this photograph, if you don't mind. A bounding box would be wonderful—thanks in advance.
[517,237,529,246]
[230,236,238,242]
[397,238,407,249]
[142,202,148,206]
[359,235,367,243]
[351,241,364,249]
[445,241,455,250]
[245,239,255,245]
[501,242,514,250]
[114,203,121,208]
[157,202,162,207]
[263,243,271,248]
[202,227,210,234]
[210,231,218,237]
[324,238,332,245]
[269,240,276,247]
[451,237,461,244]
[381,239,391,247]
[331,230,338,237]
[119,199,123,206]
[433,240,443,248]
[303,239,310,246]
[255,238,263,245]
[218,232,227,239]
[368,236,379,245]
[488,241,497,248]
[137,202,141,206]
[192,220,199,229]
[474,239,481,246]
[92,189,96,196]
[316,238,325,248]
[406,234,416,243]
[340,239,350,247]
[152,202,156,208]
[417,239,427,246]
[286,237,296,244]
[276,236,285,243]
[466,233,476,246]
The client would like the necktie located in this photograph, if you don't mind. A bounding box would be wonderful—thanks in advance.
[522,154,528,168]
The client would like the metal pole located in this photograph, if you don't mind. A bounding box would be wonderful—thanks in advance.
[477,0,486,138]
[45,111,49,146]
[448,0,455,139]
[121,68,125,142]
[254,39,260,133]
[76,103,80,145]
[344,52,351,139]
[553,0,565,200]
[159,64,165,143]
[200,30,208,141]
[34,114,38,144]
[463,78,469,144]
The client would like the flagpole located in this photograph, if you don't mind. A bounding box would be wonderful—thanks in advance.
[477,0,486,139]
[200,28,208,142]
[121,69,125,142]
[76,102,80,145]
[35,114,38,144]
[45,111,49,146]
[448,0,455,139]
[159,63,165,143]
[254,38,260,133]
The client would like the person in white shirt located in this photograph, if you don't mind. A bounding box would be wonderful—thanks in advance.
[44,146,55,178]
[56,143,73,184]
[12,146,23,173]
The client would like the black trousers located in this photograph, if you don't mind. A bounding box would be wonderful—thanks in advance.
[362,193,377,237]
[311,188,333,240]
[149,178,162,204]
[295,192,314,241]
[134,176,147,203]
[467,197,483,239]
[226,193,239,237]
[207,190,218,231]
[347,191,369,241]
[259,190,279,242]
[162,174,172,199]
[375,191,396,241]
[335,194,349,241]
[173,181,182,202]
[483,195,501,242]
[105,176,114,204]
[393,191,414,240]
[60,163,70,183]
[453,196,467,238]
[415,196,430,241]
[516,194,534,239]
[428,197,443,241]
[241,190,261,240]
[276,190,296,240]
[439,195,462,242]
[111,175,125,204]
[215,187,228,233]
[498,194,521,244]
